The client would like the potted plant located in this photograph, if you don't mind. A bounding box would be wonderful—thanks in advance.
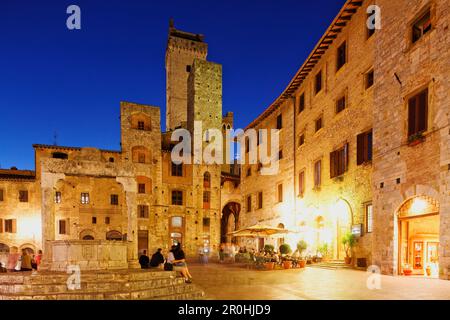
[341,232,356,265]
[279,244,292,269]
[408,132,425,146]
[318,243,330,262]
[256,256,274,270]
[403,263,412,276]
[296,240,308,268]
[264,244,274,255]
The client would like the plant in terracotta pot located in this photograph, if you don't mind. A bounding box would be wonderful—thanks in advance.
[279,244,292,269]
[341,232,356,265]
[296,240,308,268]
[264,244,274,255]
[403,263,412,276]
[318,243,330,262]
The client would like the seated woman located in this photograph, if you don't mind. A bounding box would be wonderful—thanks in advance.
[167,244,193,283]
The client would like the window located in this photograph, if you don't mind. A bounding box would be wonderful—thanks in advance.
[55,191,62,204]
[171,162,183,177]
[246,167,252,177]
[258,191,263,209]
[19,190,28,202]
[203,218,210,232]
[58,220,66,235]
[138,205,149,218]
[365,70,374,89]
[171,216,183,228]
[366,203,373,233]
[4,219,16,233]
[137,121,145,130]
[203,172,211,188]
[278,150,283,160]
[186,65,191,72]
[299,171,305,197]
[299,134,305,147]
[314,160,322,188]
[330,144,349,178]
[336,96,346,114]
[276,114,282,130]
[315,71,322,94]
[257,130,261,146]
[138,183,146,194]
[138,153,146,163]
[408,89,428,137]
[245,137,250,153]
[0,189,3,202]
[298,93,305,113]
[109,157,115,163]
[367,11,376,38]
[315,117,323,132]
[277,184,283,203]
[203,191,210,209]
[92,217,97,224]
[247,195,252,212]
[111,194,119,205]
[52,152,68,159]
[357,130,373,165]
[105,217,111,225]
[412,9,431,43]
[81,193,90,204]
[336,41,347,71]
[171,190,183,206]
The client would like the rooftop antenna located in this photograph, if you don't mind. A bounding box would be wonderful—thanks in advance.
[53,131,58,146]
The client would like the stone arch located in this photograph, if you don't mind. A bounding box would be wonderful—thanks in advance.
[79,229,95,240]
[131,146,151,164]
[130,112,151,131]
[106,230,123,241]
[20,243,36,254]
[0,243,10,253]
[334,198,353,260]
[221,202,241,244]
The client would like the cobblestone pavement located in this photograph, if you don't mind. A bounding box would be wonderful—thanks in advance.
[187,263,450,300]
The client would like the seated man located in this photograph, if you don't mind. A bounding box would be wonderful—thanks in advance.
[149,248,165,268]
[139,250,150,269]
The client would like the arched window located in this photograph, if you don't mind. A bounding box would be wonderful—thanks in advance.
[83,235,94,240]
[203,172,211,188]
[0,243,10,253]
[106,230,123,241]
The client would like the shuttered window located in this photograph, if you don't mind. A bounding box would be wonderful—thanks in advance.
[336,41,347,70]
[299,171,305,197]
[330,143,349,178]
[298,93,305,113]
[171,191,183,206]
[0,189,3,202]
[5,219,16,233]
[314,160,322,188]
[19,190,28,202]
[315,71,322,94]
[276,114,283,130]
[258,192,263,209]
[408,89,428,137]
[247,195,252,212]
[277,184,283,203]
[336,96,346,114]
[59,220,67,235]
[357,130,373,165]
[138,205,149,218]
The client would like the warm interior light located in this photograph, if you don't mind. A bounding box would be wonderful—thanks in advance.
[410,197,428,215]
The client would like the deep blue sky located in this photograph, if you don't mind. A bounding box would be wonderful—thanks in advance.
[1,0,346,170]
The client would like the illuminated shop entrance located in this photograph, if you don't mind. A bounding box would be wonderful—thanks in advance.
[398,196,440,278]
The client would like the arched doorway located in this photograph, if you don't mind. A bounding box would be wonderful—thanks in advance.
[221,202,241,244]
[334,199,352,260]
[397,195,440,277]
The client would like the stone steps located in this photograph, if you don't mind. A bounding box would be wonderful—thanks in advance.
[0,269,204,300]
[307,261,354,270]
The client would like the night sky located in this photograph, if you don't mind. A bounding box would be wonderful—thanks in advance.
[0,0,346,170]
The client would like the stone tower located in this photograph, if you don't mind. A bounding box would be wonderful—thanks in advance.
[165,19,208,131]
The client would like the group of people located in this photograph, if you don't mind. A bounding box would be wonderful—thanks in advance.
[139,243,193,283]
[0,249,42,272]
[218,243,240,263]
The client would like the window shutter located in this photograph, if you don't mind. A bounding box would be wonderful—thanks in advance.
[66,218,70,235]
[418,89,428,133]
[12,219,17,233]
[344,143,349,171]
[330,151,336,178]
[0,219,3,233]
[408,96,417,136]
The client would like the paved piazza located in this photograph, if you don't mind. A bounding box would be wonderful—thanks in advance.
[188,263,450,300]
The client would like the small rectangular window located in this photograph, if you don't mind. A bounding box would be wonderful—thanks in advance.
[315,117,323,132]
[59,220,66,235]
[111,194,119,205]
[138,183,146,194]
[203,218,210,232]
[315,71,322,94]
[408,89,428,137]
[171,162,183,177]
[298,93,305,113]
[246,167,252,177]
[55,191,62,204]
[412,9,431,43]
[365,70,374,89]
[81,193,90,204]
[0,189,3,202]
[247,195,252,212]
[138,153,146,163]
[105,217,111,225]
[366,203,373,233]
[186,65,191,72]
[92,217,97,224]
[357,130,373,165]
[245,137,250,153]
[277,184,283,203]
[314,160,322,188]
[19,190,28,202]
[330,143,349,178]
[276,114,283,130]
[4,219,16,233]
[278,150,283,160]
[137,121,145,130]
[299,171,305,197]
[171,191,183,206]
[258,191,263,209]
[336,41,347,71]
[138,205,149,218]
[203,191,210,209]
[336,96,346,114]
[299,134,305,147]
